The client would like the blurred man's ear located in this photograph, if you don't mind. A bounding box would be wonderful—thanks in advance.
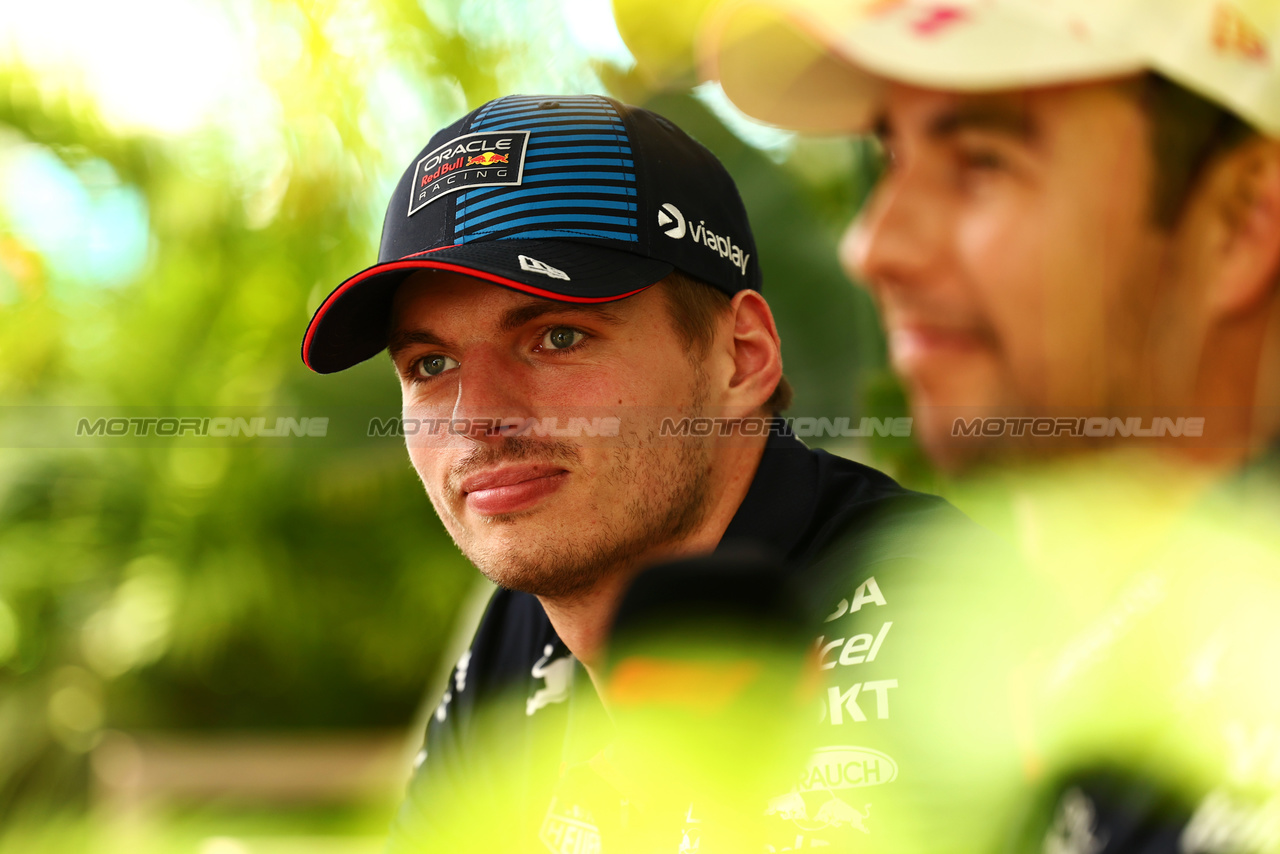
[1197,137,1280,318]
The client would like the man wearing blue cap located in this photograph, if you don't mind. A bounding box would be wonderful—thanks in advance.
[302,94,964,851]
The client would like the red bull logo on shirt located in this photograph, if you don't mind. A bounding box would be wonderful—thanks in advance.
[766,787,874,833]
[539,798,602,854]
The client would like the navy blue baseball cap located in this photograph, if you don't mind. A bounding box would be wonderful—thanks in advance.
[302,94,762,373]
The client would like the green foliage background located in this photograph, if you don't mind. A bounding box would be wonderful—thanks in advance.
[0,0,913,833]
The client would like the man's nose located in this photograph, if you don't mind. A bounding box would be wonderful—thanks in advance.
[449,348,534,442]
[840,169,941,295]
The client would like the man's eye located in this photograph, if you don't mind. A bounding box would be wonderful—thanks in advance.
[413,354,459,378]
[958,148,1008,172]
[875,141,898,173]
[541,327,585,351]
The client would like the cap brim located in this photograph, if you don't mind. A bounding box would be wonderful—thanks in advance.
[703,0,1146,133]
[301,240,673,374]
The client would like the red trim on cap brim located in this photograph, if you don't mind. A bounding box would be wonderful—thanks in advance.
[302,256,652,371]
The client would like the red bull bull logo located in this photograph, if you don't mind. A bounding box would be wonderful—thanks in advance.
[766,788,873,833]
[539,797,602,854]
[467,151,509,166]
[813,796,871,832]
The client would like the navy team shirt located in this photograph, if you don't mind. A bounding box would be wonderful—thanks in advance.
[385,426,992,853]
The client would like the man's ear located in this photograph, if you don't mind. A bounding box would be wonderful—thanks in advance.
[721,289,783,418]
[1199,138,1280,318]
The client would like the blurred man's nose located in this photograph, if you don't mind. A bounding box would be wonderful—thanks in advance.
[840,167,941,296]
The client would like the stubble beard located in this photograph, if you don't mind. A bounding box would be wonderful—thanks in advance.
[435,382,714,600]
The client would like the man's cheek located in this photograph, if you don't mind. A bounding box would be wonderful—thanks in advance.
[406,446,447,501]
[961,230,1043,403]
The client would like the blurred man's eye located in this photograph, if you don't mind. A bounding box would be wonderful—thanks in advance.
[870,137,897,174]
[959,149,1008,171]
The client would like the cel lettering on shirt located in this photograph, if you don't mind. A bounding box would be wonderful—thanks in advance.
[817,576,897,724]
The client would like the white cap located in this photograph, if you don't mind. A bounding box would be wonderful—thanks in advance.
[703,0,1280,136]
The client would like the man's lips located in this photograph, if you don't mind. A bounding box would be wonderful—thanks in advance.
[888,324,988,371]
[459,464,569,516]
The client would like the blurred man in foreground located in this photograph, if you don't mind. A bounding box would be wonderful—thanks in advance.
[713,0,1280,474]
[300,94,962,851]
[710,0,1280,851]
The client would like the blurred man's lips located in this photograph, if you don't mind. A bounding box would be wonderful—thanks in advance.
[889,325,986,372]
[461,465,569,515]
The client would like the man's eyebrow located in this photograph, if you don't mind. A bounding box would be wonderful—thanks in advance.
[387,329,447,361]
[499,300,627,332]
[386,300,629,359]
[928,102,1036,141]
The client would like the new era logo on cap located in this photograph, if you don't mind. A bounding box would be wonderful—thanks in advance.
[518,255,570,280]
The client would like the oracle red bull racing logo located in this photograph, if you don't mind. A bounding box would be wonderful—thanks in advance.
[408,130,529,215]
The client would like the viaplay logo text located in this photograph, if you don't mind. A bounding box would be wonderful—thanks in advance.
[408,131,530,215]
[658,202,751,276]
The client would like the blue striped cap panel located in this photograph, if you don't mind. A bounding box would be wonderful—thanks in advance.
[453,96,639,245]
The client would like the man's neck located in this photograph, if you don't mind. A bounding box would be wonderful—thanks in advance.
[536,433,770,686]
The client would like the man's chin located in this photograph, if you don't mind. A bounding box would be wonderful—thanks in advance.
[451,526,605,599]
[471,554,605,601]
[920,430,1005,475]
[912,402,1015,475]
[917,413,1101,475]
